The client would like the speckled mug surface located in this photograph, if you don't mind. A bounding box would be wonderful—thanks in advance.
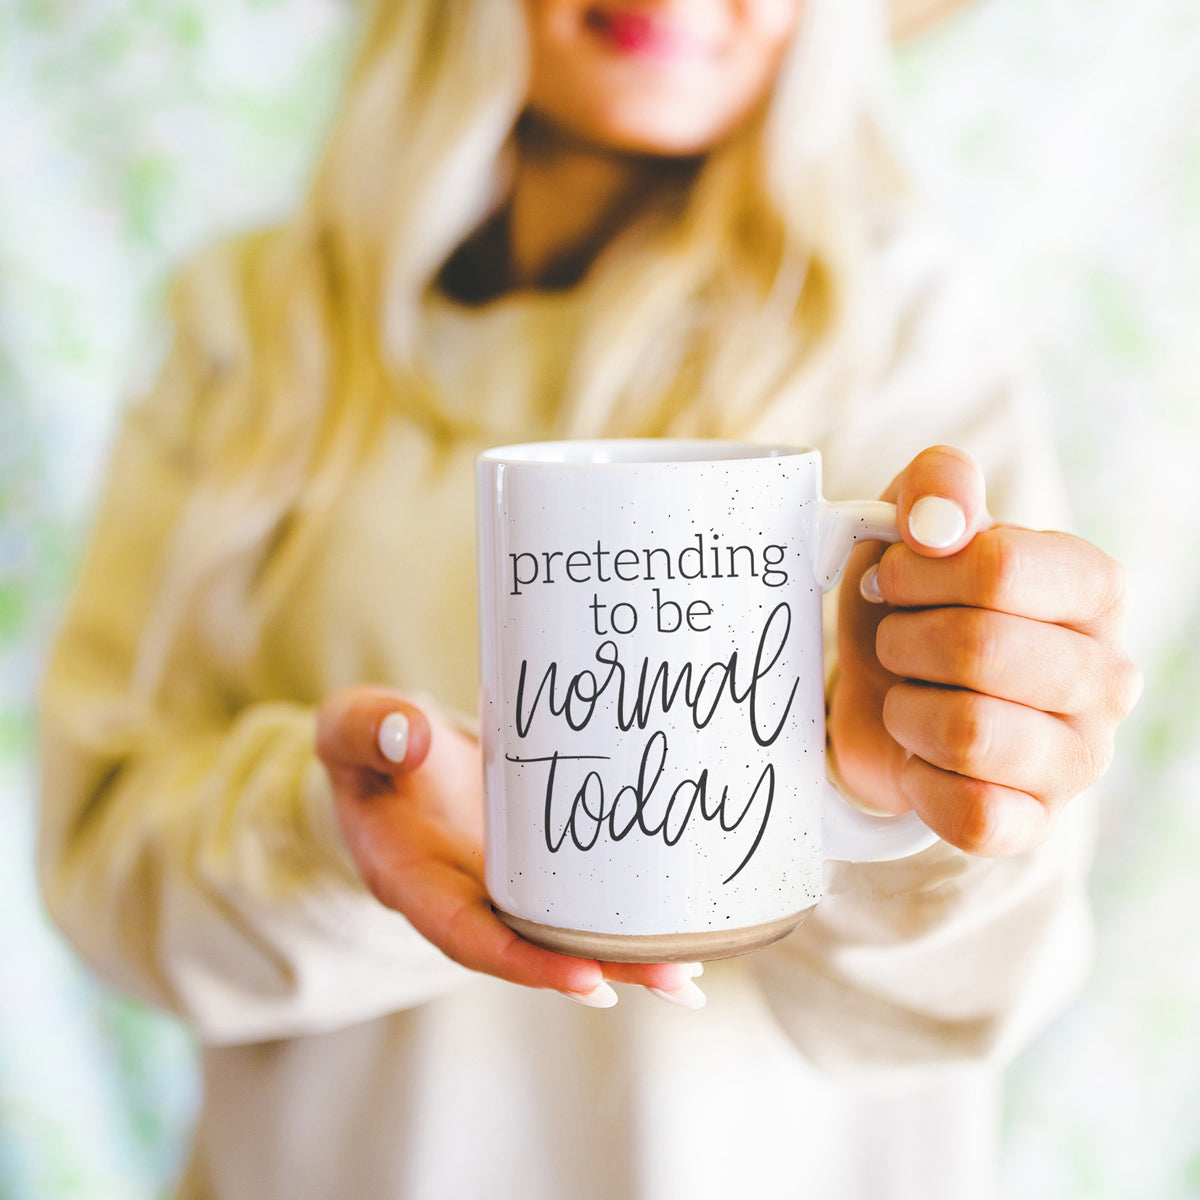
[476,440,935,962]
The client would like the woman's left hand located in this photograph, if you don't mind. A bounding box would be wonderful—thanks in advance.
[828,445,1143,857]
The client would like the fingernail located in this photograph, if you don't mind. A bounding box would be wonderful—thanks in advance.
[377,712,410,764]
[908,496,966,549]
[687,961,704,977]
[646,980,707,1010]
[562,982,619,1008]
[859,565,884,604]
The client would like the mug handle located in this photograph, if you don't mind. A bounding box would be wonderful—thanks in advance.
[816,499,940,863]
[813,500,903,589]
[821,781,938,862]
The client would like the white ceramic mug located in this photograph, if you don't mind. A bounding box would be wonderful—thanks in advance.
[476,440,937,963]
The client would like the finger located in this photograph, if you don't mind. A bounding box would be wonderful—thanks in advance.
[360,809,703,997]
[599,960,705,991]
[409,861,611,993]
[875,527,1129,640]
[827,661,911,814]
[898,756,1054,857]
[316,686,432,776]
[882,445,991,557]
[882,683,1096,803]
[396,869,702,997]
[358,809,607,993]
[876,607,1105,716]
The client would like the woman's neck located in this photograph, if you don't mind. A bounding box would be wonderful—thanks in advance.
[507,116,674,289]
[440,116,700,303]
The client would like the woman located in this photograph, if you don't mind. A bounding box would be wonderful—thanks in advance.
[39,2,1139,1197]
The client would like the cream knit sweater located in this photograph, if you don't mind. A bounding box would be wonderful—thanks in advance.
[39,216,1095,1200]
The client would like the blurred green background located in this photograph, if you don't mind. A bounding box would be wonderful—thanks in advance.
[2,1,1197,1196]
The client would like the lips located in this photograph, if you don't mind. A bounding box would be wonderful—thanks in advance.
[583,6,694,57]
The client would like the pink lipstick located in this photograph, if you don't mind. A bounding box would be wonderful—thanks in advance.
[584,7,691,58]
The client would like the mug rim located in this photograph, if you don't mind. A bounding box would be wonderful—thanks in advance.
[478,438,816,466]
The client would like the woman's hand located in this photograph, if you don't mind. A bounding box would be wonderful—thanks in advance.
[315,687,705,1008]
[829,446,1142,857]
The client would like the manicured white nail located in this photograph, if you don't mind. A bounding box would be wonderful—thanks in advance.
[377,712,410,764]
[647,980,707,1010]
[859,565,884,604]
[687,962,704,977]
[908,496,966,549]
[562,982,619,1008]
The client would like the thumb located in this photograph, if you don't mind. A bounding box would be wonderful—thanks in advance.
[315,686,433,777]
[884,445,991,557]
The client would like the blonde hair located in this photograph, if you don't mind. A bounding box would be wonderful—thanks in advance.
[133,0,906,701]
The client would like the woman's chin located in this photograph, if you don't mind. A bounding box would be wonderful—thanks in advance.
[541,100,742,159]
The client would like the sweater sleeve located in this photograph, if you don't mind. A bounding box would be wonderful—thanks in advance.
[38,330,472,1048]
[747,216,1099,1076]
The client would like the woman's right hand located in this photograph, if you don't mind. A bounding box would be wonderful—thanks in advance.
[315,686,705,1008]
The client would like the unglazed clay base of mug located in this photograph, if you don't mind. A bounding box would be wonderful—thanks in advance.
[494,905,818,964]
